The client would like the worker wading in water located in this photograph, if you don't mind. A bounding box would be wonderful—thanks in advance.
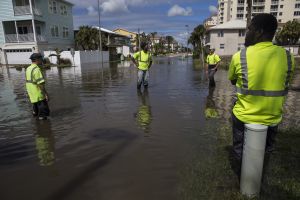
[206,48,221,87]
[130,42,153,90]
[25,53,50,120]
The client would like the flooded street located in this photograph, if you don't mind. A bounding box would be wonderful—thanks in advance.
[0,57,299,200]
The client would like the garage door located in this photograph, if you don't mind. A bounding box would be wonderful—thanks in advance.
[5,49,32,65]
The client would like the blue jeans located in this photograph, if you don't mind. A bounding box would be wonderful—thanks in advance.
[137,70,149,88]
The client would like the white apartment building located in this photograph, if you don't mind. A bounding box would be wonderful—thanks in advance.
[204,15,218,28]
[206,20,246,56]
[218,0,300,24]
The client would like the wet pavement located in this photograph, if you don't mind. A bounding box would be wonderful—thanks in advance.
[0,57,299,200]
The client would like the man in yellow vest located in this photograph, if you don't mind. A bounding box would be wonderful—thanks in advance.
[131,42,153,90]
[26,53,50,120]
[228,14,295,176]
[206,48,221,87]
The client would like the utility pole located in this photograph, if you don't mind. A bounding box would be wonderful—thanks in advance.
[247,0,252,26]
[97,0,103,67]
[185,25,189,58]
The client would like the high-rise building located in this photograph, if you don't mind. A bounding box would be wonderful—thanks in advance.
[218,0,300,24]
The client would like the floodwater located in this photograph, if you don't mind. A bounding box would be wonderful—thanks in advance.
[0,57,299,200]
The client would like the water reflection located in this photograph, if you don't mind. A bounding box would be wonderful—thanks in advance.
[35,121,55,167]
[135,89,152,135]
[205,87,219,119]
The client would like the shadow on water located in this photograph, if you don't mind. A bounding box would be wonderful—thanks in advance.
[47,129,136,200]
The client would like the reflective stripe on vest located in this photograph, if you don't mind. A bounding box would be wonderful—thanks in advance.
[26,66,38,84]
[237,48,292,97]
[139,51,151,63]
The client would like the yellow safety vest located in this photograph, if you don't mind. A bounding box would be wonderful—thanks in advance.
[228,42,295,125]
[133,50,152,70]
[25,64,45,103]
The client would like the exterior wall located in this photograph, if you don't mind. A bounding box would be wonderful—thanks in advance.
[43,50,109,66]
[218,0,300,24]
[0,0,74,52]
[204,15,218,28]
[114,29,137,48]
[209,29,245,56]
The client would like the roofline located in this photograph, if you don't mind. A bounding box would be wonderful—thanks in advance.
[113,28,138,34]
[59,0,74,6]
[209,27,246,30]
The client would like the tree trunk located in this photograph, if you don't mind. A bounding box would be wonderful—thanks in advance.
[247,0,252,26]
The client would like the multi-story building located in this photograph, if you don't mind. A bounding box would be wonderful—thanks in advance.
[204,15,218,28]
[218,0,300,24]
[0,0,74,65]
[206,20,246,56]
[113,28,138,51]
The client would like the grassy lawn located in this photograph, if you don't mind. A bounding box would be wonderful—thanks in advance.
[179,125,300,200]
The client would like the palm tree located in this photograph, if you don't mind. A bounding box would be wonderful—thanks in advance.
[166,36,174,53]
[188,25,206,61]
[150,32,157,52]
[75,26,108,50]
[275,20,300,45]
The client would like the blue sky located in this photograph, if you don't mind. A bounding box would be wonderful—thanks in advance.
[69,0,218,44]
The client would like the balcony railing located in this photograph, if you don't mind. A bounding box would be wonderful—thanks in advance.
[253,2,265,6]
[237,10,244,13]
[270,8,278,12]
[5,33,46,43]
[237,3,244,7]
[252,9,264,13]
[14,6,42,16]
[271,1,279,5]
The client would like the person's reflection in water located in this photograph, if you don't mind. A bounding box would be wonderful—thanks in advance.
[135,89,152,136]
[35,121,55,167]
[205,87,219,119]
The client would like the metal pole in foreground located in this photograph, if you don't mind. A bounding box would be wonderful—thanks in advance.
[97,0,103,67]
[185,25,189,58]
[240,124,268,198]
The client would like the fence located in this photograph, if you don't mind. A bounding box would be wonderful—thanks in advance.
[43,50,109,66]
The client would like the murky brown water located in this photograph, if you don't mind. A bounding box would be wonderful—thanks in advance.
[0,57,299,200]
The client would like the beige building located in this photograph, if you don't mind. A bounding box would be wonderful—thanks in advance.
[218,0,300,24]
[206,20,246,56]
[113,28,138,50]
[204,15,218,28]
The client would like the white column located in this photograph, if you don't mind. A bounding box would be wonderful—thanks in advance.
[14,21,19,43]
[29,0,37,42]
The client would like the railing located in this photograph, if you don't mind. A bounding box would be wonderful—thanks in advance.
[237,3,245,7]
[253,2,265,6]
[270,8,278,12]
[5,33,46,43]
[271,1,279,5]
[237,10,244,14]
[14,6,42,16]
[252,9,264,13]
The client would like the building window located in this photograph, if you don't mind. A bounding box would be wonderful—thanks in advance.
[239,30,245,37]
[218,31,224,37]
[49,0,57,14]
[63,27,69,38]
[280,5,283,8]
[18,26,28,34]
[294,11,300,16]
[51,25,59,37]
[278,19,282,22]
[60,4,68,15]
[220,44,225,49]
[295,4,300,8]
[279,12,282,16]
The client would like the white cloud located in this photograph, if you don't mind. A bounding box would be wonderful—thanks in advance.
[167,4,192,17]
[100,0,130,14]
[209,5,218,15]
[87,6,98,16]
